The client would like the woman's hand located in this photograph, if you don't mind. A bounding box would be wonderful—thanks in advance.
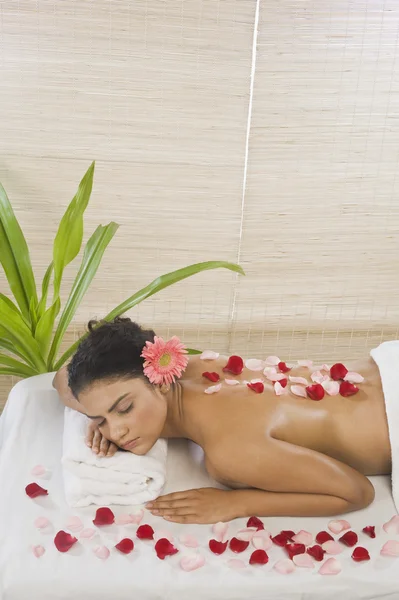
[146,488,237,524]
[86,421,119,457]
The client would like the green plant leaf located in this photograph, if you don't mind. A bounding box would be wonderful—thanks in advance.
[47,222,119,369]
[53,260,244,370]
[52,162,95,299]
[187,348,202,355]
[0,353,36,377]
[0,326,35,363]
[0,183,38,321]
[37,262,54,320]
[34,297,61,360]
[0,296,46,372]
[0,367,31,378]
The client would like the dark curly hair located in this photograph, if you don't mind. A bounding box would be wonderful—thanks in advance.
[67,317,156,397]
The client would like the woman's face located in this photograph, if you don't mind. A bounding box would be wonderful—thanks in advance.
[78,377,167,455]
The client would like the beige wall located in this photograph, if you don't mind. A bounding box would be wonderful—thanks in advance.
[1,0,399,407]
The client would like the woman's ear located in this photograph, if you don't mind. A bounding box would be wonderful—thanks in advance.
[159,383,171,395]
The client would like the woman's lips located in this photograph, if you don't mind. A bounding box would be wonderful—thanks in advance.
[122,438,139,450]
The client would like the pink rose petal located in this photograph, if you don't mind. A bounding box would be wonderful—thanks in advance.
[344,372,364,384]
[380,540,399,557]
[204,384,222,394]
[265,356,280,366]
[245,359,265,371]
[267,372,287,382]
[212,521,229,542]
[66,516,84,533]
[274,559,296,574]
[322,380,340,396]
[263,366,277,377]
[179,553,206,571]
[322,541,344,555]
[224,379,240,385]
[293,553,314,568]
[227,559,247,570]
[297,360,313,368]
[32,545,45,558]
[200,351,219,360]
[34,517,50,530]
[311,371,329,384]
[80,528,96,540]
[321,364,331,371]
[252,530,273,550]
[129,509,144,524]
[290,385,308,398]
[236,528,257,542]
[31,465,47,477]
[292,530,313,546]
[115,514,135,525]
[154,530,174,544]
[274,381,288,396]
[318,557,342,575]
[179,533,199,548]
[289,376,309,385]
[328,519,351,534]
[93,545,110,560]
[383,515,399,535]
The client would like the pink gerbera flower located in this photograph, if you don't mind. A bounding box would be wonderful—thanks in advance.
[141,336,188,385]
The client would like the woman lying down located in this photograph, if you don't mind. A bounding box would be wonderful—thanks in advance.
[53,317,395,525]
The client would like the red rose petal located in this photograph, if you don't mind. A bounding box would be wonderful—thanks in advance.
[280,530,296,542]
[155,538,179,560]
[229,537,250,553]
[339,381,359,397]
[285,543,306,560]
[93,507,115,526]
[247,516,264,530]
[202,371,220,383]
[249,549,269,565]
[209,539,228,555]
[330,363,348,381]
[247,382,264,393]
[352,546,370,562]
[136,524,154,540]
[307,545,325,562]
[316,531,334,544]
[339,531,358,547]
[115,538,134,554]
[54,530,78,553]
[272,533,290,547]
[278,361,291,373]
[222,355,244,376]
[25,483,48,498]
[305,384,325,401]
[279,378,288,388]
[362,526,376,539]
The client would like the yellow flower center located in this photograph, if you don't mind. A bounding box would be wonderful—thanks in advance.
[159,352,171,367]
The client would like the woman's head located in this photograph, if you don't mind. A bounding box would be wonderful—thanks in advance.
[67,317,168,454]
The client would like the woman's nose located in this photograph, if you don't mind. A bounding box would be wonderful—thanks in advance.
[109,422,129,443]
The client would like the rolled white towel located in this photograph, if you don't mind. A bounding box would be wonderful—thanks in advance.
[61,407,167,507]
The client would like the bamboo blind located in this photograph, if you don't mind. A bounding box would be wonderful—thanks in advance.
[1,0,399,408]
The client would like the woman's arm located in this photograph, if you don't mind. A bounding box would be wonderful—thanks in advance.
[52,366,86,414]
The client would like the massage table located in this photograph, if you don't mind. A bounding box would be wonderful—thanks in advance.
[0,374,398,600]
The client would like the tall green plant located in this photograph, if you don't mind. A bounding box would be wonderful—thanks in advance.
[0,163,245,378]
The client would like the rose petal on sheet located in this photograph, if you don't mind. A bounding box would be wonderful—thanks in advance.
[129,509,144,524]
[224,379,240,385]
[383,515,399,535]
[322,380,340,396]
[25,483,48,498]
[265,356,280,366]
[80,528,96,540]
[307,545,325,561]
[330,363,348,381]
[200,351,219,360]
[204,384,222,394]
[227,559,247,570]
[318,557,341,575]
[362,526,376,538]
[93,507,115,526]
[285,543,306,560]
[115,514,135,525]
[229,538,250,553]
[328,519,351,534]
[236,528,257,542]
[32,545,45,558]
[179,534,199,548]
[380,540,399,557]
[93,545,110,560]
[352,547,370,562]
[209,539,228,555]
[222,355,244,376]
[66,516,84,532]
[339,381,359,397]
[249,550,269,565]
[290,385,308,398]
[322,541,344,555]
[339,531,358,547]
[247,516,264,530]
[292,530,313,546]
[115,538,134,554]
[34,517,50,530]
[293,553,314,568]
[245,359,265,371]
[252,531,273,550]
[202,371,220,382]
[274,559,296,574]
[272,533,290,547]
[280,530,296,541]
[31,465,47,477]
[136,524,154,540]
[274,381,288,396]
[54,531,78,553]
[297,360,313,368]
[247,382,265,394]
[289,376,309,385]
[344,372,364,384]
[180,553,206,571]
[212,522,229,542]
[154,530,174,544]
[316,531,334,544]
[155,538,179,560]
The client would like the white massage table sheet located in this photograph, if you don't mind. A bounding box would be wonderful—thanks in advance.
[0,374,398,600]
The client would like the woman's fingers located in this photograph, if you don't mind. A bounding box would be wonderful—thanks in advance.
[98,436,110,457]
[85,422,96,447]
[106,442,118,457]
[92,429,102,454]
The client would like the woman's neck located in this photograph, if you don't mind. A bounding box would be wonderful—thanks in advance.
[160,381,203,445]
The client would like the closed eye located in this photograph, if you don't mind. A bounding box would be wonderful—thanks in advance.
[96,404,133,428]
